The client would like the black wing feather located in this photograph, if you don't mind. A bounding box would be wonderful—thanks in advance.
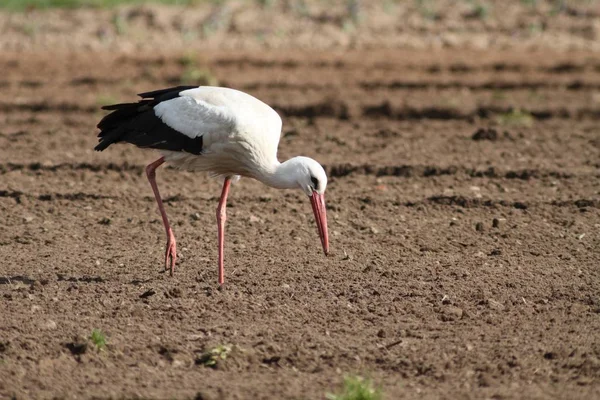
[138,86,197,100]
[95,86,203,155]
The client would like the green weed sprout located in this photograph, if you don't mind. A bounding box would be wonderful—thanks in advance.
[197,344,232,367]
[90,329,107,351]
[326,376,382,400]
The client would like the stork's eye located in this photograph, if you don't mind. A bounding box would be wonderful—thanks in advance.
[310,176,319,190]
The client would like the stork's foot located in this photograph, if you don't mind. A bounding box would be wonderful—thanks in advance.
[164,229,177,275]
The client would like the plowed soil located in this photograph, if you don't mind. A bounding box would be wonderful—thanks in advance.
[1,6,600,399]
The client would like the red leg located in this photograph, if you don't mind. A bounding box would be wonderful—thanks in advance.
[145,157,177,275]
[216,177,232,285]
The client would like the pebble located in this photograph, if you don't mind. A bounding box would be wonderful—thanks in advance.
[475,222,484,231]
[42,320,57,330]
[445,306,464,319]
[487,299,505,311]
[167,288,183,298]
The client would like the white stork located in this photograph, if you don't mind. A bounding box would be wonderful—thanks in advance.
[95,86,329,285]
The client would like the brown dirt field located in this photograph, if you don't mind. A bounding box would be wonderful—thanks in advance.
[1,3,600,399]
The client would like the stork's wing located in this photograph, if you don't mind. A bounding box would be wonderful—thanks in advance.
[177,86,283,159]
[154,94,236,140]
[95,86,236,154]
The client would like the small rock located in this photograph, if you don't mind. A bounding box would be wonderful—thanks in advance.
[249,215,261,223]
[487,299,505,311]
[166,288,183,298]
[23,216,34,223]
[492,218,501,228]
[475,222,484,232]
[370,226,380,234]
[569,303,589,314]
[30,281,43,292]
[576,377,594,386]
[445,306,464,319]
[377,329,387,338]
[490,249,502,256]
[191,213,201,221]
[42,320,57,330]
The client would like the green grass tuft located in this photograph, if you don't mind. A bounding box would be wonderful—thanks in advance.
[90,329,107,350]
[496,109,534,127]
[326,376,382,400]
[196,344,231,367]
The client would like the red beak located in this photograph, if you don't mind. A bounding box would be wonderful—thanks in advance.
[310,192,329,255]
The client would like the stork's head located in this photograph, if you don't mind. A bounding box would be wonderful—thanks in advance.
[286,157,329,256]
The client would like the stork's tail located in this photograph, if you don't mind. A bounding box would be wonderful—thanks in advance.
[94,86,199,152]
[95,102,148,151]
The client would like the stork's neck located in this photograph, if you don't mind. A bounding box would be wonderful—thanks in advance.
[255,159,300,190]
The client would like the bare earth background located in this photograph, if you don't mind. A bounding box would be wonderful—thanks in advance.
[0,1,599,399]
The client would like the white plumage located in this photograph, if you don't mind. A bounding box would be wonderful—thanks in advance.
[157,87,283,181]
[96,86,329,285]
